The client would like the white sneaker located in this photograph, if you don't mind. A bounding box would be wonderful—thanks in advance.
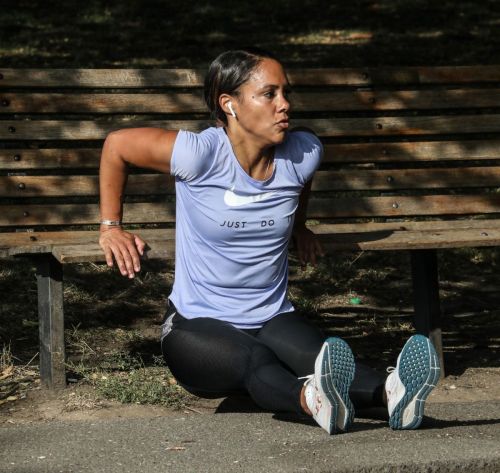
[302,337,355,434]
[385,334,441,429]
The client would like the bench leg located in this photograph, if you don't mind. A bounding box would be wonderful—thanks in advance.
[34,254,66,389]
[410,249,445,378]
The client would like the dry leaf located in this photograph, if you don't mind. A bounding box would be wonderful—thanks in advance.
[0,366,14,380]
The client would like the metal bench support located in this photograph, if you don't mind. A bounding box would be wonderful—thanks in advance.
[35,254,66,389]
[410,249,445,378]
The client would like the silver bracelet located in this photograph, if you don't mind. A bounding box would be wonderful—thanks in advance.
[100,219,122,226]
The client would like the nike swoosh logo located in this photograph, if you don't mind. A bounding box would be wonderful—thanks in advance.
[224,187,276,207]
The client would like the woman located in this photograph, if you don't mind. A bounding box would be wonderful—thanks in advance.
[98,48,440,434]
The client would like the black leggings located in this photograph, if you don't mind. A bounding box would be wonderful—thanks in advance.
[161,300,386,414]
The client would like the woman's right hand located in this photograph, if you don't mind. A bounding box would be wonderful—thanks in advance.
[99,227,146,278]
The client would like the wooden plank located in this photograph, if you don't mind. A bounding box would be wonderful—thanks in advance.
[3,115,500,140]
[0,93,206,114]
[322,140,500,163]
[0,149,101,169]
[315,227,500,251]
[0,119,210,140]
[2,194,500,227]
[288,66,500,86]
[2,66,500,88]
[0,174,175,197]
[3,220,500,260]
[2,167,499,197]
[52,239,175,264]
[51,226,500,263]
[307,195,500,218]
[310,218,500,234]
[311,167,500,191]
[0,202,176,226]
[3,140,500,170]
[0,228,175,257]
[0,69,206,88]
[3,88,500,114]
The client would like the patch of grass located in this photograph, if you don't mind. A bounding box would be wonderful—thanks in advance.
[68,353,191,409]
[0,344,13,373]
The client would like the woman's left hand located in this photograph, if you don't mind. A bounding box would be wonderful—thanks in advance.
[291,225,325,269]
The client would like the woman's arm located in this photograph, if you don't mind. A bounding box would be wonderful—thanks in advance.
[99,128,178,278]
[292,179,325,268]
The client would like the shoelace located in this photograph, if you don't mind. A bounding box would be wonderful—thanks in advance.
[298,374,313,385]
[386,366,395,374]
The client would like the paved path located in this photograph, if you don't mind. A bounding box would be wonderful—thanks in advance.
[1,401,499,472]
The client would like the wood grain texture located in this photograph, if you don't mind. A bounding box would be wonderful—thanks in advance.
[3,115,500,140]
[2,66,500,87]
[2,88,500,113]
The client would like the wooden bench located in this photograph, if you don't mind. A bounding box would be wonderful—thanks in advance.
[2,66,500,388]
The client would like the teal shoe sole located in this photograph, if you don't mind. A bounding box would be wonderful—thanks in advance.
[320,337,356,433]
[389,334,441,430]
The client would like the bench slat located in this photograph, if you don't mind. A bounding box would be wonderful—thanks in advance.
[4,220,500,259]
[3,140,500,170]
[0,175,175,197]
[3,115,500,140]
[3,195,500,227]
[2,66,500,88]
[323,140,500,163]
[3,88,500,114]
[3,167,500,197]
[49,226,500,264]
[311,167,500,191]
[308,195,500,218]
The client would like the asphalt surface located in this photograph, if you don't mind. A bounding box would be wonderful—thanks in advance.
[1,400,499,473]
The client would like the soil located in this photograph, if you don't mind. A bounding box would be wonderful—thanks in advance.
[2,367,499,426]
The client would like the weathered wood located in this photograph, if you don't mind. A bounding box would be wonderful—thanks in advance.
[3,194,500,227]
[3,88,500,113]
[3,220,500,260]
[323,140,500,163]
[0,175,175,197]
[0,68,206,88]
[315,227,500,251]
[410,249,445,378]
[0,228,175,258]
[3,115,500,140]
[308,195,500,219]
[3,140,500,170]
[311,167,500,191]
[0,149,101,169]
[52,239,175,264]
[34,254,66,389]
[2,66,500,88]
[3,167,500,198]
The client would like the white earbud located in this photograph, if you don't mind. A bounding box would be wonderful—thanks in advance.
[228,102,237,118]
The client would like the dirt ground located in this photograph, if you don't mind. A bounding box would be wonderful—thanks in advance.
[2,366,500,426]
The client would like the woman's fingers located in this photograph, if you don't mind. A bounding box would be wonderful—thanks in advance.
[99,229,145,278]
[294,230,324,268]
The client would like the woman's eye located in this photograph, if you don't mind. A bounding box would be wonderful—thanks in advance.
[264,91,275,98]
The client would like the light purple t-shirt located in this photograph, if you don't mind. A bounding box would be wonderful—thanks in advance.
[168,126,322,328]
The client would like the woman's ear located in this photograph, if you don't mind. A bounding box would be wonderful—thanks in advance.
[219,94,236,118]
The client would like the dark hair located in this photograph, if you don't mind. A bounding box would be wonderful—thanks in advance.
[204,47,280,126]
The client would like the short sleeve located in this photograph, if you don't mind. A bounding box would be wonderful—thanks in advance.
[286,131,323,186]
[170,127,219,182]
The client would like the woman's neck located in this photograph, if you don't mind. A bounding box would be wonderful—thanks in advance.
[225,127,274,180]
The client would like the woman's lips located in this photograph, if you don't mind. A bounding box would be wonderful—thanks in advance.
[276,121,289,129]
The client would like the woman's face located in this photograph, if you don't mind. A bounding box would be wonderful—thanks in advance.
[228,58,292,146]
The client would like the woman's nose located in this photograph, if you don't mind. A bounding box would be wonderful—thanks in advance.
[278,94,290,113]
